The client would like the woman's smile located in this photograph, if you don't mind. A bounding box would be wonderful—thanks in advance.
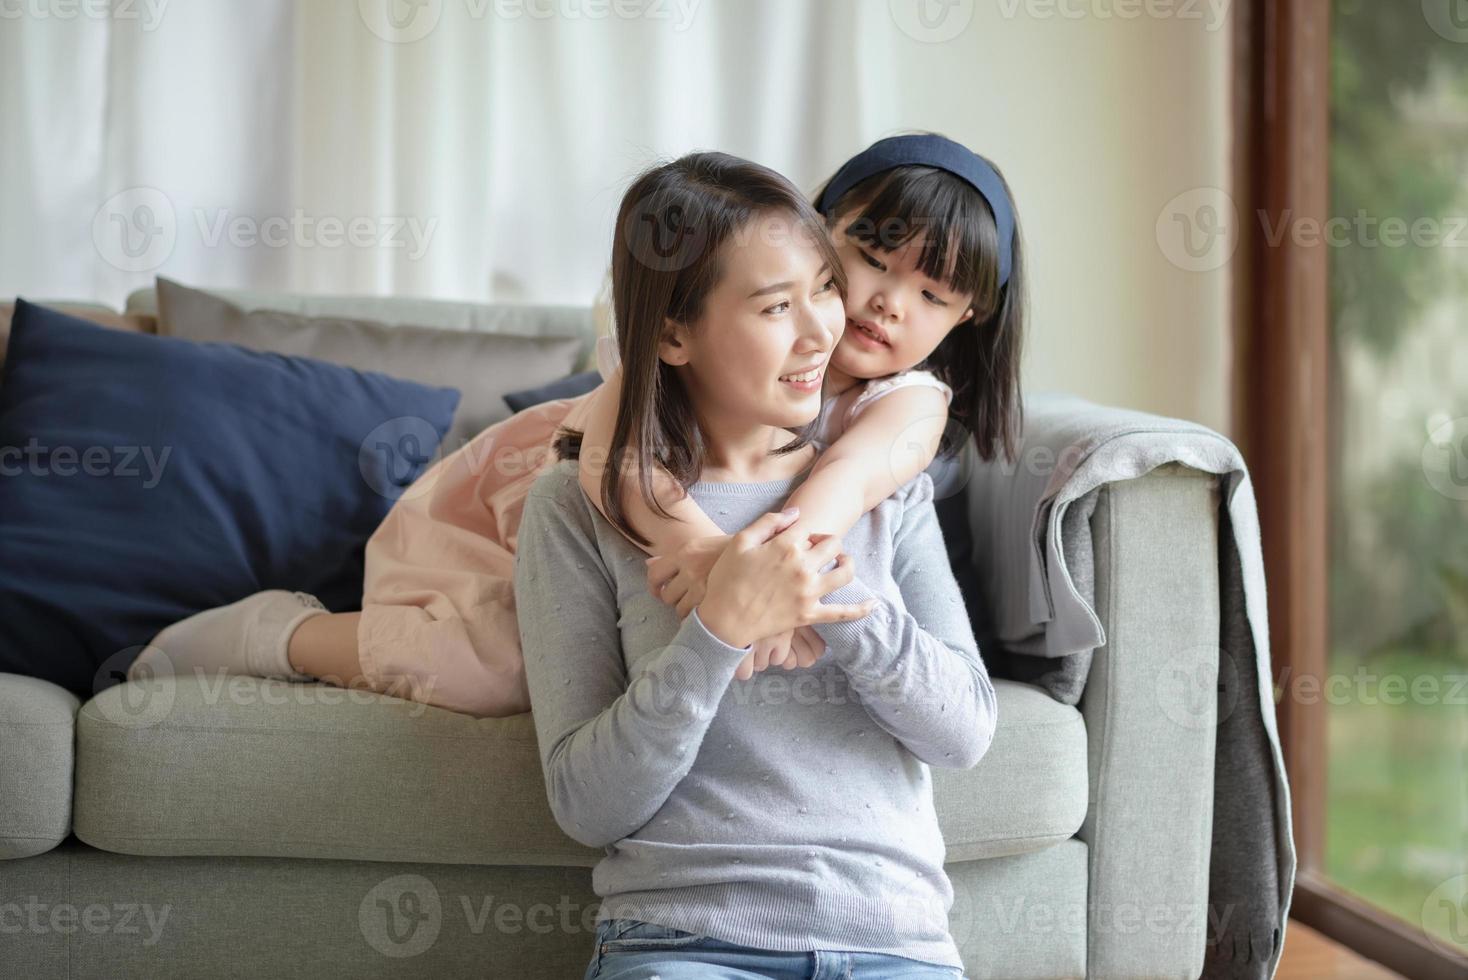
[778,361,826,393]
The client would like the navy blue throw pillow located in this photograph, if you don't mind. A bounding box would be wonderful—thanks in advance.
[502,369,603,414]
[0,299,460,698]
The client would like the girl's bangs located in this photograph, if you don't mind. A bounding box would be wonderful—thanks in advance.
[841,168,998,302]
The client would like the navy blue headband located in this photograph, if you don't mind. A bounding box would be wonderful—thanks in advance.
[815,134,1015,288]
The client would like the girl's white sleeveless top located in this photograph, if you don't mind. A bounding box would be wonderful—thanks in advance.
[812,370,953,443]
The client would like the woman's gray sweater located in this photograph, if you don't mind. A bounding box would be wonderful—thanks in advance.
[513,457,997,969]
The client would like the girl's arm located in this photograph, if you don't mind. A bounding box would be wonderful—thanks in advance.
[782,384,950,543]
[575,364,727,556]
[639,383,950,623]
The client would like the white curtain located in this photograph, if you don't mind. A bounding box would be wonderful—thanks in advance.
[1,0,899,310]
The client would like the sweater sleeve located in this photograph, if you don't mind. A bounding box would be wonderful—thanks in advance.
[514,484,756,849]
[810,474,998,770]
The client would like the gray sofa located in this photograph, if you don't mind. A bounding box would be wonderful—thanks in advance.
[0,287,1221,978]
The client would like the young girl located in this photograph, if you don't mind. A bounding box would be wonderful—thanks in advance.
[129,134,1025,722]
[516,149,996,978]
[577,132,1026,678]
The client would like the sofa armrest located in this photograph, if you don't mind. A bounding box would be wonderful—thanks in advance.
[1078,462,1220,979]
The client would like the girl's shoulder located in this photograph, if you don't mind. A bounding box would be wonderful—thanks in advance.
[844,368,953,428]
[856,366,953,402]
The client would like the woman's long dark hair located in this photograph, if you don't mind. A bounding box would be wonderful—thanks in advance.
[555,151,848,548]
[813,139,1027,464]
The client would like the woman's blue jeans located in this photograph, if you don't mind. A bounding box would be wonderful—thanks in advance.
[584,918,971,979]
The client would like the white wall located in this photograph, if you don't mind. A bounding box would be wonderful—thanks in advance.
[860,1,1235,434]
[0,0,1235,433]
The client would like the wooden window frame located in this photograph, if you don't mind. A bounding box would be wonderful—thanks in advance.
[1233,2,1468,977]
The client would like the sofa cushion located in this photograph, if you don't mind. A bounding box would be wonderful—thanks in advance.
[155,277,586,453]
[0,673,80,859]
[502,369,603,414]
[934,680,1088,861]
[2,839,611,977]
[1,837,1088,976]
[71,677,1085,865]
[127,282,599,372]
[0,300,460,699]
[0,300,154,373]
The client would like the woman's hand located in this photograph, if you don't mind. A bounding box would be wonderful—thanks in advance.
[645,534,733,619]
[695,507,874,651]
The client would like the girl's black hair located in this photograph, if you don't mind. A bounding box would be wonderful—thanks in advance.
[813,144,1027,464]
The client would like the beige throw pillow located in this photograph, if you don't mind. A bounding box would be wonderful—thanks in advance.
[154,277,587,452]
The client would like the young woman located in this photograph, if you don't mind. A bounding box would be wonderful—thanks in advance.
[516,153,995,977]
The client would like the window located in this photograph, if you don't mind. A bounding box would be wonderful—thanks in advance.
[1326,0,1468,957]
[1237,2,1468,976]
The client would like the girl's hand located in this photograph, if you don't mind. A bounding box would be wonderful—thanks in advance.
[788,625,827,668]
[645,534,733,619]
[695,508,875,650]
[733,630,794,681]
[733,625,829,680]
